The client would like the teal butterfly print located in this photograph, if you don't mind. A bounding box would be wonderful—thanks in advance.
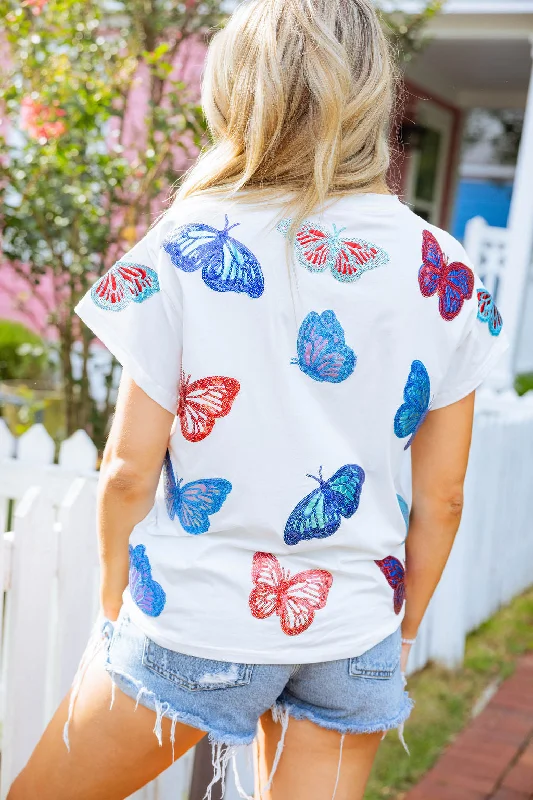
[284,465,365,546]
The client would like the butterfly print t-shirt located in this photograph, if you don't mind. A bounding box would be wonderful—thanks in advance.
[76,192,508,663]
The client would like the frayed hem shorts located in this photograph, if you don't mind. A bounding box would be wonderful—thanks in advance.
[64,607,413,800]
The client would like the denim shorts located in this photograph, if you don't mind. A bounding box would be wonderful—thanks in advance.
[66,608,413,800]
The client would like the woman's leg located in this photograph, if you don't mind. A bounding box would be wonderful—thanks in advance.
[8,654,206,800]
[257,712,382,800]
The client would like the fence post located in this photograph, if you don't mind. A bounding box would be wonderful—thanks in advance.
[0,420,16,537]
[17,424,55,465]
[464,216,487,266]
[1,487,56,798]
[0,420,15,459]
[55,478,98,702]
[59,430,98,471]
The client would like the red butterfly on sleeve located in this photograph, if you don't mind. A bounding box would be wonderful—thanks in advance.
[178,371,240,443]
[91,261,160,311]
[249,552,333,636]
[419,230,474,321]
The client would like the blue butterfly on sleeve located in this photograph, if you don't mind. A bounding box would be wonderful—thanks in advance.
[162,216,264,299]
[477,289,503,337]
[163,451,232,534]
[394,360,431,450]
[292,310,356,383]
[284,464,365,546]
[129,544,166,617]
[397,494,410,534]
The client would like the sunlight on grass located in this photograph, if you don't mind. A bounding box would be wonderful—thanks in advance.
[365,588,533,799]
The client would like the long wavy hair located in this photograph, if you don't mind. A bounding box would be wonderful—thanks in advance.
[174,0,397,226]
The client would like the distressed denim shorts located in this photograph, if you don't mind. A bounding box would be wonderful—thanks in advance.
[67,608,413,800]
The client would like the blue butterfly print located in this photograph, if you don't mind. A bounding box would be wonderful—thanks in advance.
[162,215,264,299]
[394,360,431,450]
[397,494,410,534]
[292,310,356,383]
[284,464,365,546]
[129,544,166,617]
[163,451,232,534]
[477,289,503,337]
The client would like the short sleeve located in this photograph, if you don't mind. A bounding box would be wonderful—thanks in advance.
[432,277,510,410]
[75,212,182,415]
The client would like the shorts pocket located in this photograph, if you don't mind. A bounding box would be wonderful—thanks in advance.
[142,638,254,691]
[349,629,401,680]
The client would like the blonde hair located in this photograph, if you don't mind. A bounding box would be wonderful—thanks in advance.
[175,0,397,225]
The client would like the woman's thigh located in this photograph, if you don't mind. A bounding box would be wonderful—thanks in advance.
[8,654,205,800]
[257,711,382,800]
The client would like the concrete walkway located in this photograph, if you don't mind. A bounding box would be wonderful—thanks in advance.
[405,653,533,800]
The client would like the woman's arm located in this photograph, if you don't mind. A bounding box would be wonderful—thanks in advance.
[401,392,476,667]
[97,372,175,620]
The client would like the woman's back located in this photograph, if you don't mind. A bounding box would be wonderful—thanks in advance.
[76,189,504,662]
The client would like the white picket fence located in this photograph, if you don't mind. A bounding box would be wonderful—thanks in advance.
[1,389,533,799]
[0,422,194,800]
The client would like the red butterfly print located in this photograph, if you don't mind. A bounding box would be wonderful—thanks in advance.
[375,556,405,615]
[178,371,240,443]
[249,552,333,636]
[419,230,474,321]
[91,261,159,312]
[292,223,390,283]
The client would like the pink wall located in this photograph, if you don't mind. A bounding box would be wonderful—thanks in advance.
[0,265,56,337]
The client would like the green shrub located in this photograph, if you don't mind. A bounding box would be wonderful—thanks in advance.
[0,319,49,382]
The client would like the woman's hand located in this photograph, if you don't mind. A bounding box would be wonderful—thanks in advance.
[400,641,412,675]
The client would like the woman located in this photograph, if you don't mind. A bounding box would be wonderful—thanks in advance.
[9,1,507,798]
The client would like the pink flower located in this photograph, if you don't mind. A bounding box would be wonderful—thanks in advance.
[22,0,47,15]
[21,97,67,140]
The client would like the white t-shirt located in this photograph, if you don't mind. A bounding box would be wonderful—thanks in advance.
[76,192,508,663]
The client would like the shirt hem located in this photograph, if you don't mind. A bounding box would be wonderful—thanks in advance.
[123,595,404,664]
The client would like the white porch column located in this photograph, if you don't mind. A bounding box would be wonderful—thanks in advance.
[497,39,533,388]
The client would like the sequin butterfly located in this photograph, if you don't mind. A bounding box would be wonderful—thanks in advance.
[375,556,405,615]
[284,464,365,546]
[162,216,264,298]
[419,230,474,321]
[163,451,232,534]
[477,289,503,337]
[178,371,240,443]
[277,219,390,283]
[129,544,166,617]
[249,552,333,637]
[292,310,356,383]
[91,261,160,312]
[394,360,431,450]
[397,494,410,534]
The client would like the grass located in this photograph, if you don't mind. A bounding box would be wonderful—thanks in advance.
[364,587,533,799]
[516,373,533,396]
